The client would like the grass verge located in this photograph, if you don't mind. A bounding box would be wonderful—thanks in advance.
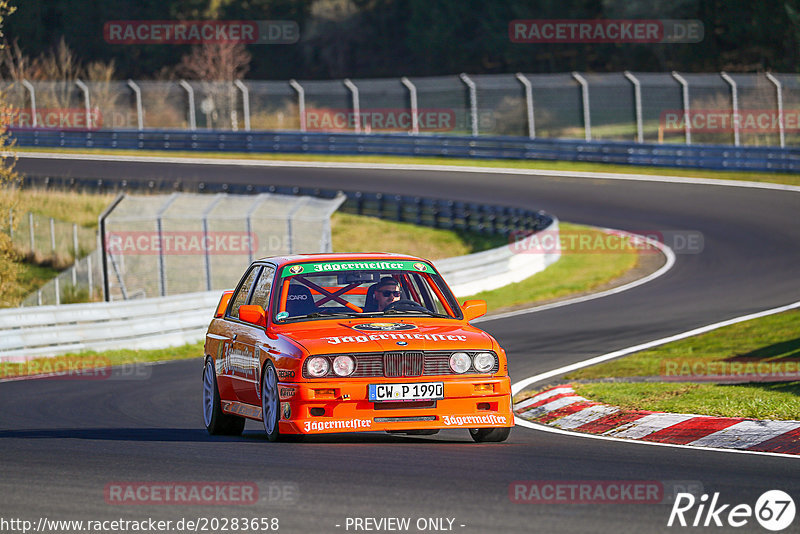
[572,382,800,421]
[465,223,642,311]
[17,146,800,187]
[558,309,800,420]
[0,342,204,381]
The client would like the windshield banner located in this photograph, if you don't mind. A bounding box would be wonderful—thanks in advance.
[281,260,435,277]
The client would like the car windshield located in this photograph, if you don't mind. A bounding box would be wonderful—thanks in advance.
[273,260,461,322]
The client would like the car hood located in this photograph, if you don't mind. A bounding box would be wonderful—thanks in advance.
[281,320,494,354]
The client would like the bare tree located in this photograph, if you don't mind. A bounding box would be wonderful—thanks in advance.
[175,42,251,82]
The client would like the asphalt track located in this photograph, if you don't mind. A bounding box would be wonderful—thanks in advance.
[1,155,799,533]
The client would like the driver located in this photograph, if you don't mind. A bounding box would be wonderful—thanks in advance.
[372,277,401,312]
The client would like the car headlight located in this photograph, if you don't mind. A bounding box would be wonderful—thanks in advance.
[449,352,471,374]
[332,355,355,377]
[473,352,495,373]
[307,356,330,377]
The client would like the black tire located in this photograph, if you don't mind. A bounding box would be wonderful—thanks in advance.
[202,358,245,436]
[261,361,281,442]
[469,427,511,443]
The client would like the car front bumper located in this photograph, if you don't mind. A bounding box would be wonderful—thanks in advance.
[276,376,513,434]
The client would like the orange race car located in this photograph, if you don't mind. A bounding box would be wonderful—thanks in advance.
[202,253,513,442]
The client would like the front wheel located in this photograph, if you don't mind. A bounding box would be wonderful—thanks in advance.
[261,361,281,442]
[469,427,511,443]
[203,358,245,436]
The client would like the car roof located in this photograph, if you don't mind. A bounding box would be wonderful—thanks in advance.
[255,252,431,267]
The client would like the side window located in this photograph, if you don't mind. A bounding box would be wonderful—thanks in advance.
[249,265,275,309]
[229,266,261,319]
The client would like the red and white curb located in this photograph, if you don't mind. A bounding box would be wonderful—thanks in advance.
[515,386,800,455]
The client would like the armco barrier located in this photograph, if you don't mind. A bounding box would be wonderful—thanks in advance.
[10,128,800,172]
[0,222,559,359]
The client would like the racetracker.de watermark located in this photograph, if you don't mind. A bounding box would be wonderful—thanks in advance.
[661,110,800,133]
[0,356,152,381]
[1,108,102,130]
[509,19,704,43]
[104,481,298,506]
[510,480,704,505]
[305,108,457,132]
[103,20,299,45]
[661,359,800,383]
[105,231,259,256]
[509,229,703,255]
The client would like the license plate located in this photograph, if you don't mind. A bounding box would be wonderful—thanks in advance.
[369,382,444,402]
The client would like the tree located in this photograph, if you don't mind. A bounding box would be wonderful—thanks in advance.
[0,0,21,307]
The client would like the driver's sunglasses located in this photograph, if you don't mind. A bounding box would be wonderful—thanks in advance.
[380,290,401,297]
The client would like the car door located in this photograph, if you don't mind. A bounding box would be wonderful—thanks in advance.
[218,265,261,404]
[232,264,277,406]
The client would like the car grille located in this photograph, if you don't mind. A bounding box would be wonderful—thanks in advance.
[303,351,498,378]
[384,352,423,377]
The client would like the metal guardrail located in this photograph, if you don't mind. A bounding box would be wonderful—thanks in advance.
[11,128,800,172]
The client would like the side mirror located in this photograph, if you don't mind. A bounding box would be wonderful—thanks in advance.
[461,300,487,321]
[239,304,266,327]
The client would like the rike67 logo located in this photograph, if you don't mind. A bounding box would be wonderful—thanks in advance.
[668,490,795,531]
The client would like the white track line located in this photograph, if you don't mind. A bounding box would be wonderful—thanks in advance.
[476,228,675,323]
[12,151,800,192]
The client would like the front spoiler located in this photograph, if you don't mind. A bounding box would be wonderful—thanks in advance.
[275,376,513,435]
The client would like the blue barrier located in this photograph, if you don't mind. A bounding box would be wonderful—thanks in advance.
[10,127,800,173]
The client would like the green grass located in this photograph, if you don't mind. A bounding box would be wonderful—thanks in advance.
[572,382,800,421]
[6,261,60,304]
[1,187,115,228]
[16,146,800,187]
[331,212,505,260]
[566,309,800,379]
[465,222,641,311]
[0,341,204,379]
[554,309,800,420]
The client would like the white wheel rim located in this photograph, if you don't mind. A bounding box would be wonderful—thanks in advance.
[262,365,279,434]
[202,360,215,427]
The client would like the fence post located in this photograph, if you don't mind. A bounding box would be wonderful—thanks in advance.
[72,223,79,260]
[155,194,179,297]
[289,79,306,132]
[720,72,740,146]
[571,72,591,141]
[400,77,419,135]
[87,254,93,299]
[29,212,34,251]
[765,73,785,148]
[99,193,126,302]
[672,71,691,145]
[75,79,92,129]
[459,73,478,136]
[234,80,251,131]
[515,73,535,139]
[343,79,361,134]
[178,80,197,130]
[71,264,77,287]
[21,79,37,127]
[54,276,60,306]
[624,71,644,143]
[127,79,144,130]
[201,194,225,291]
[50,217,56,254]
